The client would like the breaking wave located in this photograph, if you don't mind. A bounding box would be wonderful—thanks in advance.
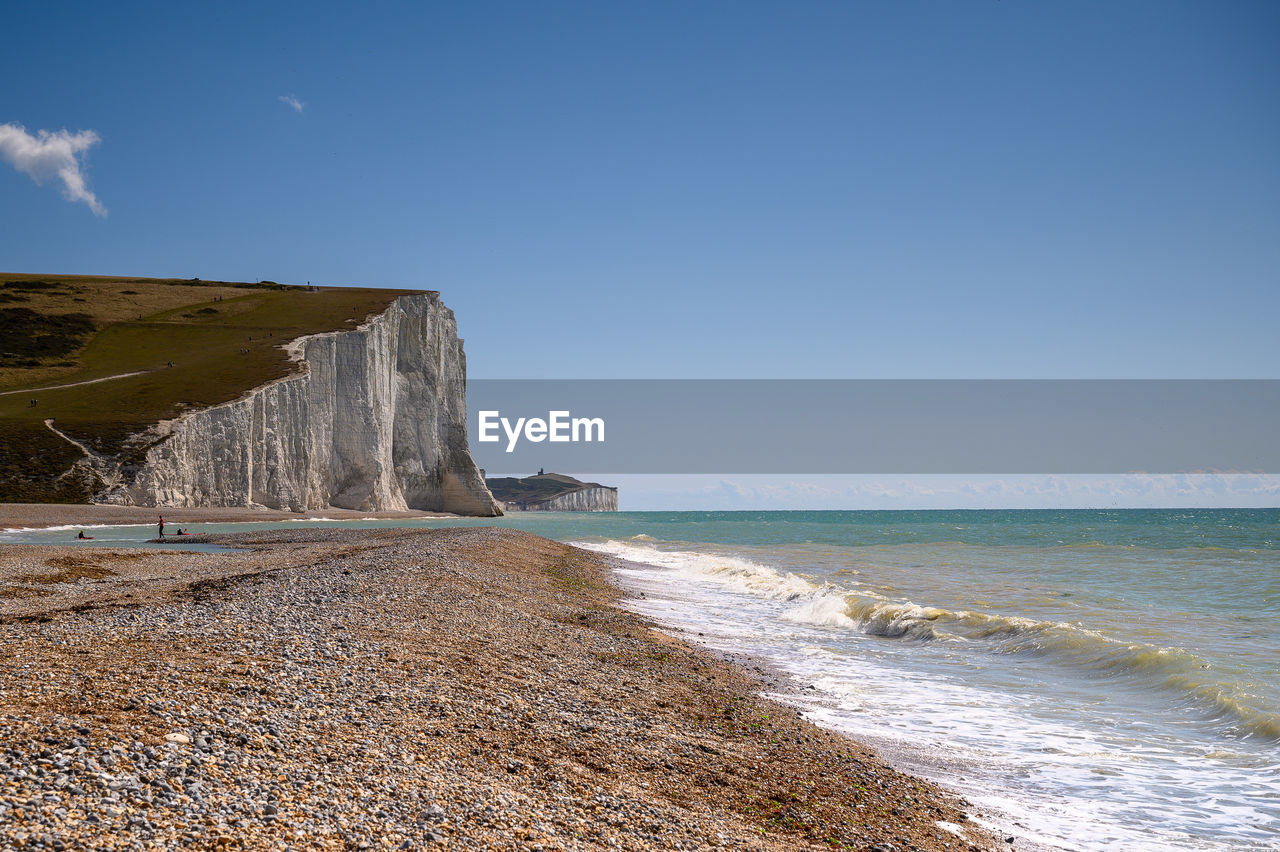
[581,538,1280,742]
[826,596,1280,740]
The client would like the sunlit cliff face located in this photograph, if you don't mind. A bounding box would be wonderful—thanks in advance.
[103,294,501,516]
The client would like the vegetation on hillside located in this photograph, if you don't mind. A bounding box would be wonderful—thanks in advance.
[0,308,95,366]
[0,274,421,502]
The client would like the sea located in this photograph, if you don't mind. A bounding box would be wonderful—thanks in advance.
[4,508,1277,851]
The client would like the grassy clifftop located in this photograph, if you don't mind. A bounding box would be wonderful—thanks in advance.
[0,274,420,502]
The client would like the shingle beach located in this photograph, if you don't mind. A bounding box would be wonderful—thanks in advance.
[0,527,999,851]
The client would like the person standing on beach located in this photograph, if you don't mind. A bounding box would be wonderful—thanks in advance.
[158,516,165,537]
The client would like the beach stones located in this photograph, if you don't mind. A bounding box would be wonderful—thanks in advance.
[0,526,997,851]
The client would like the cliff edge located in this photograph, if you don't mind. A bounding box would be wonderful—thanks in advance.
[100,293,501,515]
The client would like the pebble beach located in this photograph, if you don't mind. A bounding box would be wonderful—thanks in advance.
[0,526,998,851]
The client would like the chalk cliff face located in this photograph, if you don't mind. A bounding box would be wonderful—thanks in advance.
[506,486,618,512]
[102,293,501,515]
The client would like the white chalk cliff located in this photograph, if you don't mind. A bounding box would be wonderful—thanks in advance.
[503,486,617,512]
[101,293,501,515]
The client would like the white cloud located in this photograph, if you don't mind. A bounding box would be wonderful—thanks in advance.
[0,122,106,215]
[278,94,305,113]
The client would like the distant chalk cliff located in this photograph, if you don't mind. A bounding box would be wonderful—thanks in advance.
[100,293,501,515]
[486,473,617,512]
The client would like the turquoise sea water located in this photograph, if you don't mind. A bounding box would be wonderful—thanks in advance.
[5,509,1278,850]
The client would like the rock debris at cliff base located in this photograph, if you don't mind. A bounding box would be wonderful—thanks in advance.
[0,528,999,851]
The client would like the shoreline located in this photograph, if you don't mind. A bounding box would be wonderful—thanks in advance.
[598,552,1038,852]
[0,502,463,532]
[0,526,1000,850]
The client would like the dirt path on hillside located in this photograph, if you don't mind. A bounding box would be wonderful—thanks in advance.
[0,369,151,396]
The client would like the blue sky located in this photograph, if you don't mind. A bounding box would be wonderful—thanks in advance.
[4,2,1279,507]
[4,0,1277,381]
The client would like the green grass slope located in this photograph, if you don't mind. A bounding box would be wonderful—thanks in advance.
[0,274,419,502]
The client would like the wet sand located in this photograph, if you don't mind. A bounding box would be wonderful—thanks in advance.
[0,527,999,850]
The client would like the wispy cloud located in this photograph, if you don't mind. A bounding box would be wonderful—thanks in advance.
[278,94,305,114]
[0,122,106,216]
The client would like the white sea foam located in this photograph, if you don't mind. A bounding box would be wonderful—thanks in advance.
[586,539,1280,738]
[580,539,817,598]
[586,536,1280,852]
[780,595,858,628]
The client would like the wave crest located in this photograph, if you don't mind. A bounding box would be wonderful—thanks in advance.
[808,593,1280,742]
